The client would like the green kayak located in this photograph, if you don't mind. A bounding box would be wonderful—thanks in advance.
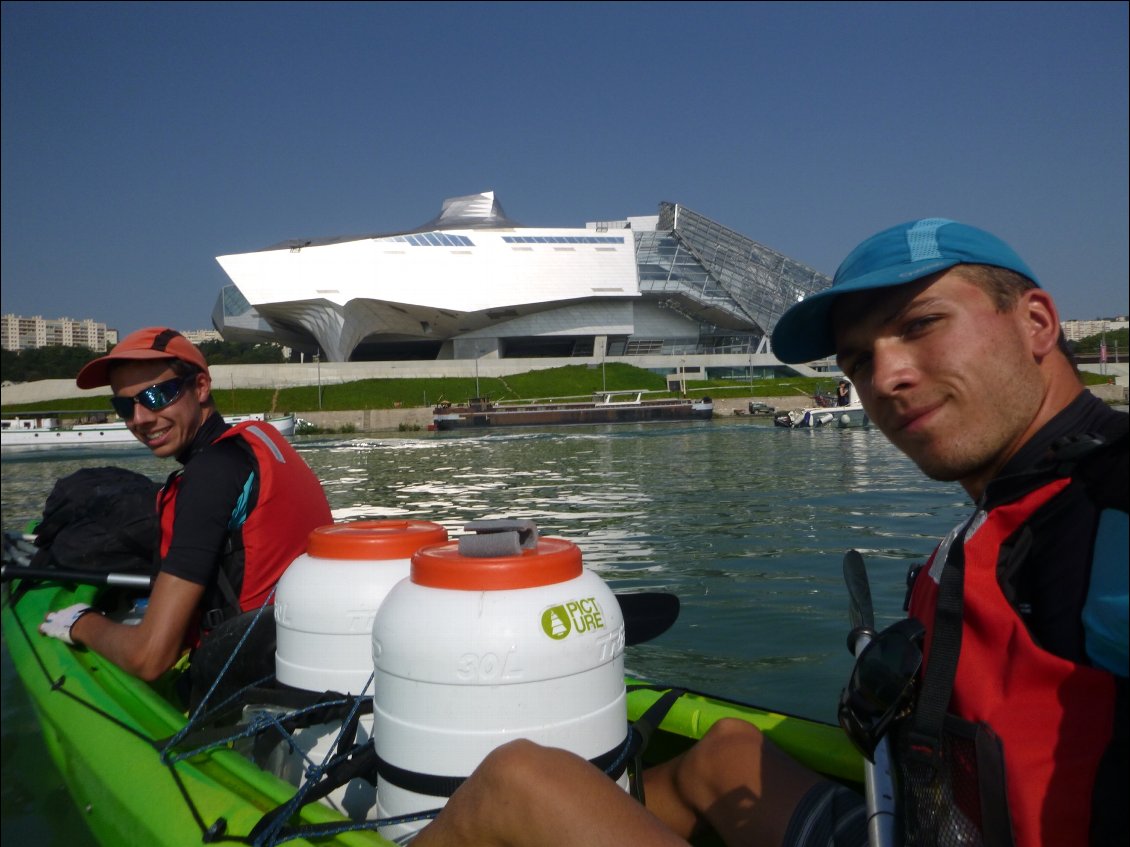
[2,570,862,846]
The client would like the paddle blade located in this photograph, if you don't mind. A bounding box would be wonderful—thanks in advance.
[842,549,874,632]
[616,591,680,646]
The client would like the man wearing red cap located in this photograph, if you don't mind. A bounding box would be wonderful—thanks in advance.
[40,328,332,702]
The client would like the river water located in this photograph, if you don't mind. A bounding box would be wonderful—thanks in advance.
[1,417,971,844]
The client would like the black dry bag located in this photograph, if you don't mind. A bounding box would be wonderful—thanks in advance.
[30,466,162,577]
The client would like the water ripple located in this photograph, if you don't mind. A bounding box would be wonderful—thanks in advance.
[2,418,968,721]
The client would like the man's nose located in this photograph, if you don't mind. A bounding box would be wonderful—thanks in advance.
[871,342,917,397]
[129,401,158,425]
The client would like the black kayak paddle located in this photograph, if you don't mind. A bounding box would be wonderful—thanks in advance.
[1,564,154,588]
[1,562,680,647]
[617,590,680,646]
[842,549,897,847]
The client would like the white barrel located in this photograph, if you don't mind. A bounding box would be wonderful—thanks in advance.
[274,519,448,694]
[267,519,448,822]
[372,520,628,841]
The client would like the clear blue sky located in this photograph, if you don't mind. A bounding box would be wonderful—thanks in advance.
[2,1,1127,336]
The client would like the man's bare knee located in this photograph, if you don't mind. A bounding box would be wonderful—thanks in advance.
[701,717,764,745]
[689,718,766,765]
[467,739,552,794]
[666,718,822,845]
[470,739,596,797]
[673,718,811,810]
[417,741,564,844]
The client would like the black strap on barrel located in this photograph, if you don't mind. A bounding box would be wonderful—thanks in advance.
[250,729,638,843]
[248,741,380,843]
[374,728,636,798]
[249,690,682,841]
[624,685,686,803]
[372,687,687,802]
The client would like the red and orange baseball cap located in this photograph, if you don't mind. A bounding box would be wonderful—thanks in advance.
[76,327,210,389]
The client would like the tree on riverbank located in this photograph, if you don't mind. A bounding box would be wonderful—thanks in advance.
[1071,327,1128,359]
[1,345,94,383]
[196,341,288,366]
[2,340,287,382]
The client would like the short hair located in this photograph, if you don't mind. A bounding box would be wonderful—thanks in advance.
[951,264,1036,310]
[168,358,203,380]
[169,359,217,410]
[952,265,1077,369]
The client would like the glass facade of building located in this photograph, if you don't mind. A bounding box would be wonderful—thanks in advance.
[626,203,829,356]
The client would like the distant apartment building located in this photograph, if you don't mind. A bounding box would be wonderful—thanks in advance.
[2,319,233,354]
[181,329,223,346]
[1061,317,1129,342]
[1,314,114,352]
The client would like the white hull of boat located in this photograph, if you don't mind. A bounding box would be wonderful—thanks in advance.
[1,413,296,451]
[774,403,870,429]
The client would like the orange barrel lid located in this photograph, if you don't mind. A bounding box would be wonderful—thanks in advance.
[412,537,583,590]
[306,520,449,560]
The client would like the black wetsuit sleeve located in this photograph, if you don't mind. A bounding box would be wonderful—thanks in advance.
[160,438,257,586]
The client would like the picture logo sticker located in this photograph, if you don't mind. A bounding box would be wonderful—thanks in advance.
[541,598,605,640]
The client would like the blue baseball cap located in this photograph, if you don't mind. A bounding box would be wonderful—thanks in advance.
[770,218,1039,363]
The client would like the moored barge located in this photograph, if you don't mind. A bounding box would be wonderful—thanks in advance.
[432,391,713,430]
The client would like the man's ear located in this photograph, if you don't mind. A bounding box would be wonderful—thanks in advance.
[193,372,213,405]
[1018,288,1061,359]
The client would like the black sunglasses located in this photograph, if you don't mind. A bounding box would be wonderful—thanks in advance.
[838,617,925,761]
[111,376,192,421]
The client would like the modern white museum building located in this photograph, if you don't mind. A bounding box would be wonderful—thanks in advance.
[212,191,832,378]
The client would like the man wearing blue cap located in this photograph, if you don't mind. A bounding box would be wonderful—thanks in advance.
[769,218,1127,847]
[410,221,1126,847]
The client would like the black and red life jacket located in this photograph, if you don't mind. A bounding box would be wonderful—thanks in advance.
[158,421,332,641]
[897,415,1128,847]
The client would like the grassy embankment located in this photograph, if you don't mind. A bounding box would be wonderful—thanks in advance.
[2,361,1114,421]
[3,364,828,414]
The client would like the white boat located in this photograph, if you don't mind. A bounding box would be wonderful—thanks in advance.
[773,380,870,429]
[228,412,297,438]
[1,412,297,452]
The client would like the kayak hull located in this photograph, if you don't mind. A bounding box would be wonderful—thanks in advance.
[3,576,862,846]
[3,581,387,846]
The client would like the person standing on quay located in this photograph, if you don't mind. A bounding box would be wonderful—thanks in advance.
[40,328,332,704]
[406,219,1127,847]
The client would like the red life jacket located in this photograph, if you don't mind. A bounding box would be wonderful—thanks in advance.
[904,477,1118,847]
[158,421,332,628]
